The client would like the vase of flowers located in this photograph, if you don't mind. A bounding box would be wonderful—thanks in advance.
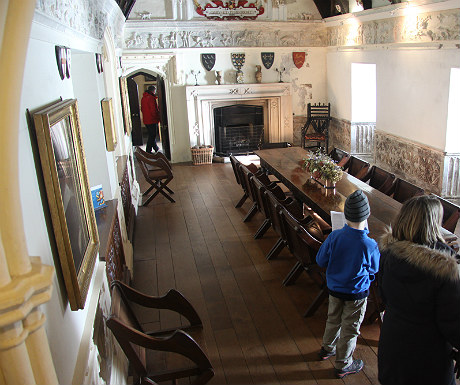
[302,150,343,190]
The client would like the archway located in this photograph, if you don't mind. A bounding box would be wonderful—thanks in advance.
[126,70,171,160]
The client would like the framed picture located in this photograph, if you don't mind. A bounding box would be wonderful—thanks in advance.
[101,98,117,151]
[32,99,99,310]
[119,76,132,136]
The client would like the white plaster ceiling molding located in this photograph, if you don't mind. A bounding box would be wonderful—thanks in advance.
[35,0,126,48]
[325,3,460,48]
[123,20,326,49]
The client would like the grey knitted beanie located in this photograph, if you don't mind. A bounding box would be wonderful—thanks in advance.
[344,190,370,223]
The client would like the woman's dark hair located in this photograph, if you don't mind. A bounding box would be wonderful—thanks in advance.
[392,195,444,246]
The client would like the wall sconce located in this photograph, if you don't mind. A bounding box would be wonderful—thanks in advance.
[55,45,70,80]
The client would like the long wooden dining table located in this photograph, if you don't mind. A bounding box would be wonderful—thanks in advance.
[254,146,458,243]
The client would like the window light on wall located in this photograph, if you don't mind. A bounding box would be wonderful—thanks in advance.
[445,68,460,153]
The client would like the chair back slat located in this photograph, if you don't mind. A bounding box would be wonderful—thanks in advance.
[347,156,370,180]
[391,179,425,203]
[366,166,395,194]
[431,194,460,233]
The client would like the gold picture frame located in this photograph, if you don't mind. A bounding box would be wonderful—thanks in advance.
[33,99,99,310]
[119,76,132,136]
[101,98,117,152]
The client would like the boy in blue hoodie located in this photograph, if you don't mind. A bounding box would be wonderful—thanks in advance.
[316,189,380,378]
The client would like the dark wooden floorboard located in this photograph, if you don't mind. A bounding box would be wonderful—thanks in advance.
[132,162,382,385]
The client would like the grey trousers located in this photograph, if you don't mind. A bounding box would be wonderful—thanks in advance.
[322,295,367,369]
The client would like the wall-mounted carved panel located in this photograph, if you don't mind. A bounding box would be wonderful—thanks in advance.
[327,9,460,47]
[374,130,444,194]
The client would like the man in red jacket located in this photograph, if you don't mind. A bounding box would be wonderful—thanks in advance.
[141,85,160,153]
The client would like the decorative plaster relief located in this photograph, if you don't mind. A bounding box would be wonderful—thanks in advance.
[36,0,126,48]
[124,21,326,49]
[327,9,460,47]
[329,117,351,153]
[374,130,444,194]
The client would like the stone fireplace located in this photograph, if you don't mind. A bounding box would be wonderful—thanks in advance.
[185,83,293,151]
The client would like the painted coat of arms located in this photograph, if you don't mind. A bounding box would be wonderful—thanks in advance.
[293,52,306,69]
[195,0,264,20]
[261,52,274,69]
[231,53,245,71]
[201,53,216,71]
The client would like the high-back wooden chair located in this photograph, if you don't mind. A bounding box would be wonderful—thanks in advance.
[230,155,259,209]
[346,156,370,181]
[250,173,279,239]
[362,165,395,195]
[387,178,424,203]
[134,148,175,204]
[263,188,309,260]
[301,103,332,153]
[279,209,328,317]
[106,281,214,385]
[238,163,262,222]
[431,194,460,234]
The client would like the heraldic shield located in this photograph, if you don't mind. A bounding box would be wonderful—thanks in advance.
[292,52,306,69]
[231,53,245,71]
[261,52,274,69]
[201,53,216,71]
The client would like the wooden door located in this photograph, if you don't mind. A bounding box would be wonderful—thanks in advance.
[127,78,143,146]
[157,76,171,160]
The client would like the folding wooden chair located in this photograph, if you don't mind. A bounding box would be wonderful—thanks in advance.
[229,155,259,208]
[106,281,214,385]
[135,146,172,169]
[134,148,175,204]
[328,147,351,169]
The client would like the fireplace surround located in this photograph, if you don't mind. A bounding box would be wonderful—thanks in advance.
[186,83,293,151]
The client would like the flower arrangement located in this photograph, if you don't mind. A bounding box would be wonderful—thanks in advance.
[302,150,343,185]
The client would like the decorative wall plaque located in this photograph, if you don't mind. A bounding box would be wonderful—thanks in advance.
[292,52,305,69]
[195,0,264,20]
[55,46,67,80]
[201,53,216,71]
[261,52,274,69]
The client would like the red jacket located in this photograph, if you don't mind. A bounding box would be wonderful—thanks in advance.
[141,91,160,124]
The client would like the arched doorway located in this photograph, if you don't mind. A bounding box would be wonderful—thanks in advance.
[126,71,171,160]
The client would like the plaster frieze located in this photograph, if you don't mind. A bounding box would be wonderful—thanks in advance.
[123,21,327,49]
[35,0,126,48]
[327,8,460,47]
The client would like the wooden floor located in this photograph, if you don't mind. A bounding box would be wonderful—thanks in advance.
[131,161,384,385]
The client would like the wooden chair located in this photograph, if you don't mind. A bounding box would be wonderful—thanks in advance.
[362,165,395,195]
[134,148,175,204]
[106,281,214,385]
[431,194,460,234]
[135,146,172,169]
[346,156,370,181]
[250,173,278,239]
[230,155,259,209]
[279,209,328,317]
[301,103,332,153]
[258,142,292,150]
[238,163,263,222]
[387,178,424,203]
[328,147,351,169]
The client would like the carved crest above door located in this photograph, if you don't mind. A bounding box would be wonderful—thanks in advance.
[195,0,264,20]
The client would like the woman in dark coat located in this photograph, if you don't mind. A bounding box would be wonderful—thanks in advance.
[378,195,460,385]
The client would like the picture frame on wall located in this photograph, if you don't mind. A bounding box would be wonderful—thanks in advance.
[101,98,117,152]
[119,76,132,136]
[32,99,99,310]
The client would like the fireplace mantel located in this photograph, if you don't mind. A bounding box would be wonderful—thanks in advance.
[186,83,293,148]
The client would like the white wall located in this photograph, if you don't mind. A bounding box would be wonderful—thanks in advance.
[327,47,458,151]
[19,31,115,385]
[166,46,327,162]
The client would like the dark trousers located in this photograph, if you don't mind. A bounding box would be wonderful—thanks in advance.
[146,123,159,153]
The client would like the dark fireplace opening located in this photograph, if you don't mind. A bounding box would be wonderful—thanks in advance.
[214,104,264,156]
